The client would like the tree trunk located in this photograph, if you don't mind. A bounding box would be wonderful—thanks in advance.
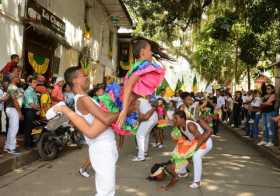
[233,39,238,93]
[247,65,251,91]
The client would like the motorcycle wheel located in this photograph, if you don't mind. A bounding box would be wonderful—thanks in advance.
[37,132,58,161]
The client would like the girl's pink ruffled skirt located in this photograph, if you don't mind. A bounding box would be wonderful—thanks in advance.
[125,66,165,97]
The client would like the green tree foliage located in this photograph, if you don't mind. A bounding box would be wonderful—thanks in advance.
[238,32,262,66]
[123,0,212,41]
[123,0,280,85]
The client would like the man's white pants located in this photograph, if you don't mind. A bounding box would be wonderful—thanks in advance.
[1,110,6,133]
[5,107,19,150]
[88,140,118,196]
[192,139,213,183]
[136,116,158,159]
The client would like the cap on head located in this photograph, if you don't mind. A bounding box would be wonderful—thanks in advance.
[56,76,64,84]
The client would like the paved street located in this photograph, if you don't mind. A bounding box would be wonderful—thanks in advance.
[0,128,280,196]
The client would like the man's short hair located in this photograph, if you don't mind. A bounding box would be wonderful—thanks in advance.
[64,66,81,87]
[11,54,19,60]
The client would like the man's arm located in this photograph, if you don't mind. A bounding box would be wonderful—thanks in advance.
[78,96,119,126]
[56,106,109,139]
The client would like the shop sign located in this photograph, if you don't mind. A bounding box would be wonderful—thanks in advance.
[26,0,65,37]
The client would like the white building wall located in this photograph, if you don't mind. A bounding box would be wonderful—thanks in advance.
[0,0,120,79]
[0,0,24,69]
[38,0,85,75]
[88,0,118,83]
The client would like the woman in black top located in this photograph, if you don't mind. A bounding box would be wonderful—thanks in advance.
[259,84,276,146]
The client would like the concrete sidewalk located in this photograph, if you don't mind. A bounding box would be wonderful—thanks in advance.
[224,124,280,167]
[0,134,39,176]
[0,149,38,176]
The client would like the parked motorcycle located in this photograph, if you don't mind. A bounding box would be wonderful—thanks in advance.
[31,115,83,161]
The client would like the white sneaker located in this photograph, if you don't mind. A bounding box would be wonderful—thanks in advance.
[158,144,164,149]
[257,141,267,146]
[151,143,158,147]
[79,168,90,178]
[190,182,200,189]
[265,142,274,147]
[131,157,145,162]
[178,172,189,178]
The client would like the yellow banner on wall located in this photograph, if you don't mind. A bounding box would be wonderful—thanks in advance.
[28,52,49,74]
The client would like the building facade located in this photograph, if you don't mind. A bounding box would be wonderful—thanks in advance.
[0,0,132,83]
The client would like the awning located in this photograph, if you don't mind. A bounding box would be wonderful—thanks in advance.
[98,0,133,27]
[22,19,71,48]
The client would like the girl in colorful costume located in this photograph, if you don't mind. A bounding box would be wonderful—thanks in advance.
[114,40,165,135]
[153,98,168,148]
[89,40,166,136]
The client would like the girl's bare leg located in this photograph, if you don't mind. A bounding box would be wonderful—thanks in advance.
[158,164,179,191]
[118,135,125,150]
[155,128,160,145]
[159,129,164,145]
[81,158,91,171]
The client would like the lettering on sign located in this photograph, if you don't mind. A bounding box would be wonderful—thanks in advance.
[26,0,65,37]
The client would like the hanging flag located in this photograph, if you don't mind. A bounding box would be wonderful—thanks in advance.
[175,78,183,92]
[28,52,49,74]
[192,75,198,93]
[164,86,175,97]
[156,79,169,95]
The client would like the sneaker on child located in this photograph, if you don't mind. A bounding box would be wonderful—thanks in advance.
[131,157,145,162]
[79,168,90,178]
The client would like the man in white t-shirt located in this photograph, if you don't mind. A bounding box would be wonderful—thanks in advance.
[55,66,121,196]
[133,97,158,161]
[216,91,226,109]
